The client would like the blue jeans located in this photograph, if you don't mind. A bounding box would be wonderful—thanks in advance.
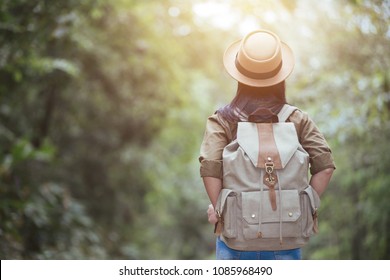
[216,237,301,260]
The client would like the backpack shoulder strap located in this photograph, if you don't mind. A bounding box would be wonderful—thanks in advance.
[277,104,298,122]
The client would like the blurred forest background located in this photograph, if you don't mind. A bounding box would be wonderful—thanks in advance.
[0,0,389,260]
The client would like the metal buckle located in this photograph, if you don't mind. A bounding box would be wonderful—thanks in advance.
[265,159,276,185]
[265,162,274,174]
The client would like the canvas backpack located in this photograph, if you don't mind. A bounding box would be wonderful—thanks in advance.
[215,104,321,251]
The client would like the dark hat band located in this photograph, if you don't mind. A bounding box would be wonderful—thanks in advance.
[235,56,282,80]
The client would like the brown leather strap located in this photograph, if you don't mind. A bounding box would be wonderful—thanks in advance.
[313,211,319,233]
[263,165,277,211]
[257,123,282,211]
[256,123,282,169]
[268,186,277,211]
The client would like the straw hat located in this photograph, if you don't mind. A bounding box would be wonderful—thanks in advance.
[223,30,294,87]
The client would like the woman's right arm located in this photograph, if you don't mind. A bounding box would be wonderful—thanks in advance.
[203,177,223,208]
[199,114,230,222]
[204,177,222,225]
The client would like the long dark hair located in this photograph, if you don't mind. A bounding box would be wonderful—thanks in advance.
[217,81,287,123]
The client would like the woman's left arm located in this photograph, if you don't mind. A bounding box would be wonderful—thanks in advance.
[309,167,334,197]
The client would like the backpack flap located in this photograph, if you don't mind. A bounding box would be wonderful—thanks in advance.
[272,123,300,168]
[237,122,299,169]
[236,122,262,167]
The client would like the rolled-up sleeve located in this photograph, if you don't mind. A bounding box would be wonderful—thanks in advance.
[199,114,229,179]
[289,110,336,175]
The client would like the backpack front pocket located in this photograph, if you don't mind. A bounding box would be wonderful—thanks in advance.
[300,185,321,237]
[222,194,238,238]
[241,190,302,240]
[216,189,238,239]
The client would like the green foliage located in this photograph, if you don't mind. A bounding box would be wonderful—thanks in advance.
[285,0,390,260]
[1,0,389,259]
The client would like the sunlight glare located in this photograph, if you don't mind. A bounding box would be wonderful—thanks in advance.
[192,1,239,30]
[238,16,259,35]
